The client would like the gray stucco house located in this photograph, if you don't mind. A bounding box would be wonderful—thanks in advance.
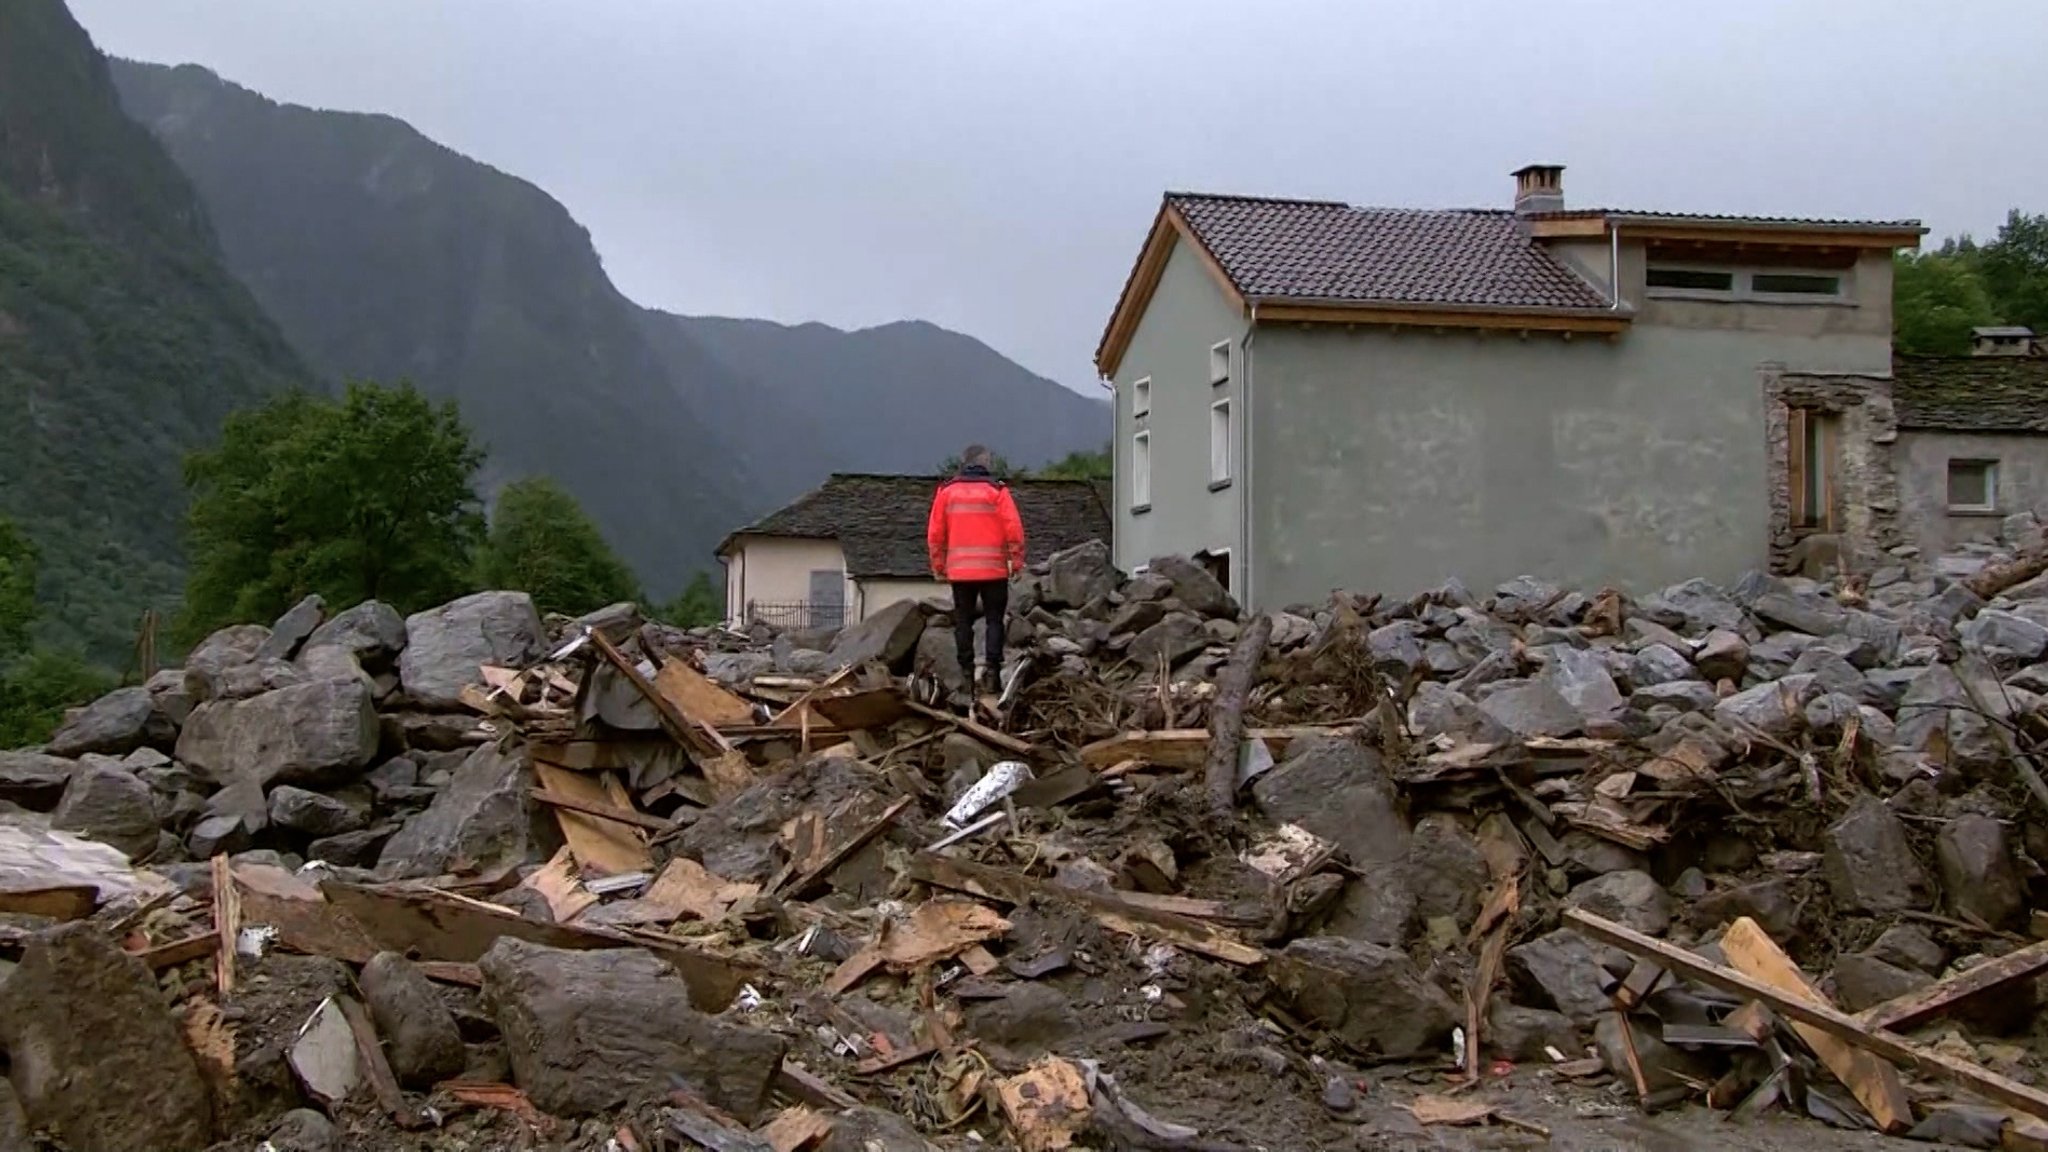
[1094,164,1926,609]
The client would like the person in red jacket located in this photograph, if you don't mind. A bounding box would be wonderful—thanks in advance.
[928,445,1027,694]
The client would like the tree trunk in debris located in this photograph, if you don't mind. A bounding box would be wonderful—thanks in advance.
[1206,613,1272,826]
[1965,547,2048,600]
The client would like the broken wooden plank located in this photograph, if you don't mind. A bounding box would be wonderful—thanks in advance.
[231,863,380,963]
[904,701,1037,758]
[133,931,220,971]
[758,1107,834,1152]
[657,659,757,728]
[319,879,754,1012]
[910,855,1263,966]
[211,854,239,996]
[811,687,913,731]
[0,884,98,921]
[336,992,423,1128]
[671,1107,775,1152]
[1565,910,2048,1126]
[643,858,760,923]
[1859,937,2048,1034]
[780,796,914,900]
[1077,725,1356,771]
[1716,916,1913,1133]
[590,630,722,757]
[521,847,599,923]
[532,760,666,872]
[442,1081,554,1131]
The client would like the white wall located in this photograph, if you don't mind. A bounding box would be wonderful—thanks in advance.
[723,536,850,627]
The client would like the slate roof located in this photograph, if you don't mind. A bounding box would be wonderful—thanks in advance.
[1166,193,1613,311]
[1891,355,2048,434]
[719,473,1112,579]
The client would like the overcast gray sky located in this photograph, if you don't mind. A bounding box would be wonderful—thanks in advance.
[70,0,2048,391]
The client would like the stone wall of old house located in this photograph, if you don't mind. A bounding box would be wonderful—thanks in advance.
[1763,369,1903,574]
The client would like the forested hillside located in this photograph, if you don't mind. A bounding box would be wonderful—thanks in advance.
[0,0,312,661]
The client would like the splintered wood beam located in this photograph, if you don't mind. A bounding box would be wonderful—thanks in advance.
[1565,910,2048,1125]
[1859,937,2048,1034]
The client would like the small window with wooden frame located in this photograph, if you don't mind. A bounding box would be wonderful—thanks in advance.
[1786,406,1837,531]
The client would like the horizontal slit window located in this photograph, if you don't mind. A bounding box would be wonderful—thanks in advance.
[1750,272,1842,296]
[1647,267,1734,292]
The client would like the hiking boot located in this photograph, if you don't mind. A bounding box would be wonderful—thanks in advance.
[977,668,1002,696]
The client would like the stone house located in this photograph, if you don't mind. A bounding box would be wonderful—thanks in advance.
[715,473,1111,628]
[1094,164,1926,609]
[1774,353,2048,567]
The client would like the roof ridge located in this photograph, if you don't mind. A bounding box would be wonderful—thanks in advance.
[1166,190,1346,209]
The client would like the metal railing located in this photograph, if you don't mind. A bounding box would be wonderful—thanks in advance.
[744,600,845,630]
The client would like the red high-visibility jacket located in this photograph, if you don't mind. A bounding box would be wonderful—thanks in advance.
[927,472,1026,581]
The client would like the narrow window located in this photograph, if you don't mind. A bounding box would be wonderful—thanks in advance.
[1132,377,1151,418]
[1787,407,1836,529]
[1209,341,1231,385]
[1647,267,1735,292]
[1131,431,1152,510]
[1209,398,1232,487]
[1751,272,1842,297]
[1198,549,1231,592]
[1948,459,1998,512]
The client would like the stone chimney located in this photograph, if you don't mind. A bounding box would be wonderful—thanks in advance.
[1512,164,1565,216]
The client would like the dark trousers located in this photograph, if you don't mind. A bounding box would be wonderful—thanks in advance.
[951,579,1008,675]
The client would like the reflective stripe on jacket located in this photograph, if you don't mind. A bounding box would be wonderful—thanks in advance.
[927,472,1026,581]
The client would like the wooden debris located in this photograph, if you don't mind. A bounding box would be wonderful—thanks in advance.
[904,701,1037,758]
[909,855,1263,966]
[959,944,1001,976]
[774,1062,860,1112]
[855,1042,937,1075]
[134,932,221,971]
[532,762,662,870]
[231,863,381,963]
[1567,910,2048,1126]
[758,1107,834,1152]
[700,751,762,801]
[877,899,1010,971]
[996,1058,1092,1152]
[643,857,760,923]
[443,1081,554,1132]
[1206,613,1272,822]
[337,993,422,1128]
[590,630,723,757]
[1463,870,1519,1080]
[1078,724,1355,771]
[211,854,239,996]
[672,1107,775,1152]
[0,884,97,921]
[1716,916,1912,1133]
[319,879,753,1012]
[1859,937,2048,1033]
[781,795,914,899]
[520,847,599,922]
[811,687,913,730]
[1408,1094,1495,1126]
[657,658,756,728]
[182,999,237,1108]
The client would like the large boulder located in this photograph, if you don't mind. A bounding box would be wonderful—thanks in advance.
[303,599,408,666]
[1254,736,1413,945]
[1270,936,1458,1059]
[1508,928,1619,1025]
[267,786,368,838]
[827,599,928,672]
[1562,870,1673,936]
[1044,540,1117,608]
[479,939,786,1120]
[184,623,270,675]
[46,687,172,758]
[1478,680,1583,738]
[361,952,467,1088]
[175,678,379,790]
[1147,555,1237,618]
[1936,814,2024,929]
[1823,794,1933,914]
[1126,612,1207,667]
[1541,647,1624,721]
[51,762,160,860]
[377,743,544,879]
[255,594,327,662]
[398,592,546,709]
[0,750,78,809]
[0,923,212,1152]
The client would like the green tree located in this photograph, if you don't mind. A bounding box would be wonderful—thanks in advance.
[1036,445,1112,481]
[0,518,38,661]
[475,476,642,615]
[181,380,486,640]
[1894,248,1997,355]
[658,571,724,629]
[1978,210,2048,333]
[935,452,1018,479]
[0,648,116,747]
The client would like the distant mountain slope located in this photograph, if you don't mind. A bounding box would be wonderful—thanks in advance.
[0,1,312,660]
[667,314,1109,477]
[109,59,758,597]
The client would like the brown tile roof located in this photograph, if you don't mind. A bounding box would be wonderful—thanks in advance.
[718,473,1111,579]
[1891,355,2048,434]
[1166,193,1614,311]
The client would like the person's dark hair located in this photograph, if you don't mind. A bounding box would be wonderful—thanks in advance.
[962,444,991,468]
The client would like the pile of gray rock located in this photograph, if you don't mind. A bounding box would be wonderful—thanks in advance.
[6,590,562,882]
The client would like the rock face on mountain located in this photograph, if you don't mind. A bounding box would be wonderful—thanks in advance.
[108,60,1108,598]
[0,0,311,660]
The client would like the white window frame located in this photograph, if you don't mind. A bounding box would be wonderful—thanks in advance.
[1947,458,1999,514]
[1208,398,1232,488]
[1198,547,1233,594]
[1131,430,1152,511]
[1645,262,1848,304]
[1209,341,1231,385]
[1131,376,1152,418]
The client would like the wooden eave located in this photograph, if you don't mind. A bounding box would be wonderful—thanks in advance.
[1254,301,1631,334]
[1527,214,1925,251]
[1094,203,1245,378]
